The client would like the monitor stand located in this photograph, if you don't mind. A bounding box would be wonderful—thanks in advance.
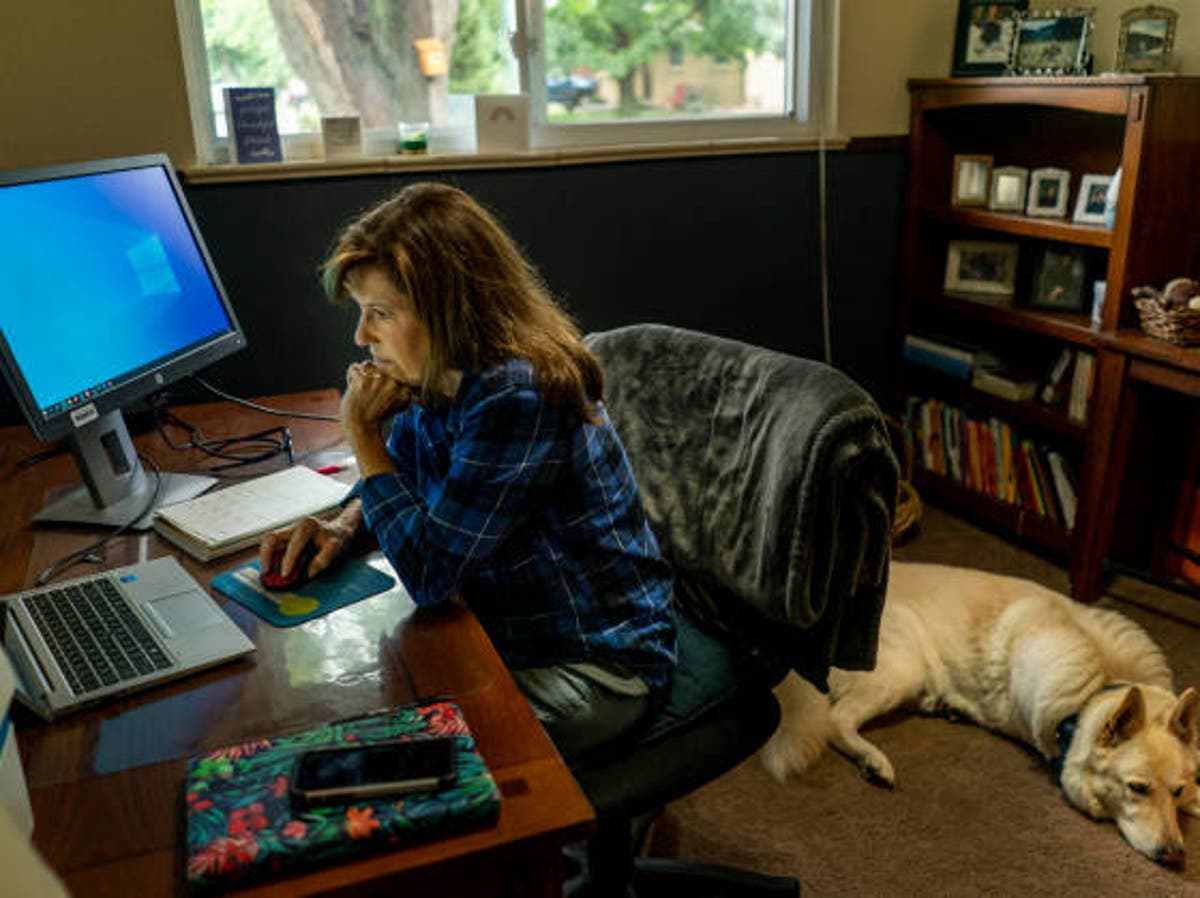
[33,409,216,531]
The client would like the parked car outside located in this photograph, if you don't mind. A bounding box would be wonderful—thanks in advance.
[546,74,598,110]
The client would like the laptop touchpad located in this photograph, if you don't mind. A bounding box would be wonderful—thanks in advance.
[150,591,225,632]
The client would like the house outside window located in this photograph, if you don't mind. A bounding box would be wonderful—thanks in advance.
[176,0,824,162]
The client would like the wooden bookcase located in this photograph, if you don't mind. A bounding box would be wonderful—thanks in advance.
[897,76,1200,597]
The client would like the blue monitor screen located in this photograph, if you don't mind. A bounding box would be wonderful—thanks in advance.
[0,163,238,426]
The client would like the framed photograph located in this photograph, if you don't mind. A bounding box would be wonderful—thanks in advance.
[1072,174,1114,225]
[952,154,993,207]
[1009,9,1093,75]
[944,239,1020,298]
[1029,245,1089,311]
[1116,6,1178,73]
[1027,167,1071,218]
[952,0,1029,76]
[988,165,1029,213]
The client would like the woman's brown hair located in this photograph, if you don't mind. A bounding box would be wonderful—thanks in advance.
[323,182,603,420]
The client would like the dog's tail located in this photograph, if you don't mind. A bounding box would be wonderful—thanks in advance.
[761,671,833,781]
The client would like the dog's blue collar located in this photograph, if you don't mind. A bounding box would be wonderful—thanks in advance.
[1050,714,1078,782]
[1050,683,1129,783]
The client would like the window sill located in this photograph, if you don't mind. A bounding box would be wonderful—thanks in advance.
[179,135,850,185]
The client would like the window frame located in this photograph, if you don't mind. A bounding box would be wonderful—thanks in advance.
[175,0,832,165]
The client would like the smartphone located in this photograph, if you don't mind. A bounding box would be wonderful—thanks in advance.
[290,737,457,808]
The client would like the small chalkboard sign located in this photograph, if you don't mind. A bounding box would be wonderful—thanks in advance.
[224,87,282,163]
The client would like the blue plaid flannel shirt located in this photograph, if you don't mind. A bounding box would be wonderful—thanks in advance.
[357,360,677,692]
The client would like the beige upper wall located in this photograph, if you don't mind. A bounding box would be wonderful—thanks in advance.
[839,0,1200,136]
[0,4,195,170]
[1,1,1197,171]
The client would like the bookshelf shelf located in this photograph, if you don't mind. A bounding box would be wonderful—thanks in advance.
[903,361,1087,441]
[913,468,1072,553]
[899,77,1200,598]
[1103,329,1200,374]
[932,294,1098,346]
[922,205,1114,248]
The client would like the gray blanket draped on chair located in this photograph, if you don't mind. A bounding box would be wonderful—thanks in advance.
[585,324,898,689]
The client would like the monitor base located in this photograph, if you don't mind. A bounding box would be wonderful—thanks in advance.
[34,472,217,531]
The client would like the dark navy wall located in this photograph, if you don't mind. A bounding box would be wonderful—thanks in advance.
[0,148,905,428]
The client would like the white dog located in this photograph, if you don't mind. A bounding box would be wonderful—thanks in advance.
[762,561,1200,866]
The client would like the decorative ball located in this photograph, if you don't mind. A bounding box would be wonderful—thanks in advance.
[1161,277,1200,309]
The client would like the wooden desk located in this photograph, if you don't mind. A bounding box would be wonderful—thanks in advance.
[1072,336,1200,601]
[1,390,593,897]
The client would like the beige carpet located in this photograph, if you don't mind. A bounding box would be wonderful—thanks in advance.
[647,505,1200,897]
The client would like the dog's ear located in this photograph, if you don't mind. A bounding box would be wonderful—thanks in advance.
[1099,685,1146,747]
[1169,687,1199,746]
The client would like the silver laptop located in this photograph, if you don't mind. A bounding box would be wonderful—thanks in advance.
[1,556,254,720]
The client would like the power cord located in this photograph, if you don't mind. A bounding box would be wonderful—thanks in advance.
[34,455,165,586]
[16,444,70,470]
[191,377,340,422]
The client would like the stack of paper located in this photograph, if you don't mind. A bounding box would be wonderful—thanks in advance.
[154,466,353,562]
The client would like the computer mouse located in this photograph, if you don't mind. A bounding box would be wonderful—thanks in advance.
[261,543,319,591]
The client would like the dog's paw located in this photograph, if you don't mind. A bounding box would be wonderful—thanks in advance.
[856,753,896,788]
[858,759,896,788]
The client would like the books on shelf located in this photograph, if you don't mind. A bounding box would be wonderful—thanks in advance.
[1045,449,1079,530]
[153,465,353,562]
[905,395,1078,531]
[1039,347,1075,406]
[224,87,283,163]
[1067,351,1096,424]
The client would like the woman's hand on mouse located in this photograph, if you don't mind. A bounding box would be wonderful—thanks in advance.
[259,499,364,580]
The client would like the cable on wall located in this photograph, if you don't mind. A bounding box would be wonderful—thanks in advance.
[815,0,833,367]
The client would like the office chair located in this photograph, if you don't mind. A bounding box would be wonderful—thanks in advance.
[571,324,898,897]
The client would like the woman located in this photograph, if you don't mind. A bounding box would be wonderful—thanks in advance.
[260,182,675,758]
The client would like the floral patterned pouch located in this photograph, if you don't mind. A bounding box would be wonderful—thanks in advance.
[184,701,501,890]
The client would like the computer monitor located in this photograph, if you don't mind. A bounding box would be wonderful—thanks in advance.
[0,153,247,528]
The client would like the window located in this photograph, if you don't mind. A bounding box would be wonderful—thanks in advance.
[176,0,826,163]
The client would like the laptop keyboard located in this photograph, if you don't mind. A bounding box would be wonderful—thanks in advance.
[21,576,172,695]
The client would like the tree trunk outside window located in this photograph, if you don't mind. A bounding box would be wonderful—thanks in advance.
[266,0,458,128]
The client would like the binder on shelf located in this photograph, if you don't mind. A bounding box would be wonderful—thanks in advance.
[902,334,975,380]
[1039,347,1075,406]
[1046,450,1078,531]
[1067,352,1096,424]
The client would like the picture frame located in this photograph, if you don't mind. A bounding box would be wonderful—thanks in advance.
[988,165,1029,213]
[1115,6,1178,73]
[944,239,1020,298]
[1029,245,1089,311]
[1009,9,1094,76]
[1071,173,1114,225]
[952,154,993,207]
[951,0,1029,76]
[1026,167,1071,218]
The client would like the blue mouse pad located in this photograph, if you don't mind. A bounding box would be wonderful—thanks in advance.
[211,557,395,626]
